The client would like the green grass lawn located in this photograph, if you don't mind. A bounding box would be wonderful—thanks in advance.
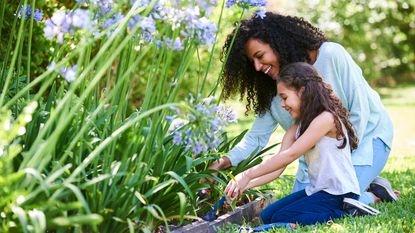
[222,85,415,232]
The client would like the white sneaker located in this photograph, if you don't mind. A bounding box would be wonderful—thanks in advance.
[343,198,380,216]
[369,176,398,202]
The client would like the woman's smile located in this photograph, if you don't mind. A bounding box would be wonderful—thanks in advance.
[245,39,280,80]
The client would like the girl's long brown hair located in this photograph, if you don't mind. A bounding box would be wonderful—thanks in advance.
[278,62,358,150]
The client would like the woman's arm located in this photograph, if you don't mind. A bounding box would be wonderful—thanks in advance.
[225,112,335,198]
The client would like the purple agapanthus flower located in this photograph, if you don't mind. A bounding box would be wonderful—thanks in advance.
[226,0,237,8]
[18,4,43,22]
[169,94,237,158]
[172,37,184,51]
[60,65,78,82]
[71,9,91,28]
[43,10,72,43]
[249,0,267,7]
[226,0,267,9]
[255,9,266,19]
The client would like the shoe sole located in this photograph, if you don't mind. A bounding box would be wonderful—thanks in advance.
[343,198,380,215]
[371,177,398,202]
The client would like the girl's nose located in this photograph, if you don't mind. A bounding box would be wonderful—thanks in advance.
[280,100,286,108]
[253,59,262,71]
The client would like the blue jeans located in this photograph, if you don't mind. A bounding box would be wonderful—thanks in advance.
[260,190,358,225]
[293,138,391,204]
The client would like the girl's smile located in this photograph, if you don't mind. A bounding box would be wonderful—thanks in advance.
[277,82,303,120]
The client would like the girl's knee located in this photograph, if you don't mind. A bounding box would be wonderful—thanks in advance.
[271,211,292,223]
[260,210,271,224]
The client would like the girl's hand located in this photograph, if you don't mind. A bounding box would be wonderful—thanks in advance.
[225,172,249,199]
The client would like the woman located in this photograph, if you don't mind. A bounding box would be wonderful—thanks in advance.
[210,12,396,209]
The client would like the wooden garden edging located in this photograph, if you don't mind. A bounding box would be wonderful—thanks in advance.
[169,195,275,233]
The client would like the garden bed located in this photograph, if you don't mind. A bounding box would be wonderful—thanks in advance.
[165,195,275,233]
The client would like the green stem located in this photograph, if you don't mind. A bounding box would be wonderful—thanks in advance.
[0,0,28,107]
[199,0,227,96]
[210,9,246,97]
[26,0,36,98]
[0,0,6,39]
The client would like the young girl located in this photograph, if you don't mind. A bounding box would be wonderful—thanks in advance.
[225,62,364,226]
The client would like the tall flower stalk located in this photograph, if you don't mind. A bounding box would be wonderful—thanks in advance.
[0,0,268,232]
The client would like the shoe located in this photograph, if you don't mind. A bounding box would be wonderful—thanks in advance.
[343,198,380,216]
[369,176,398,202]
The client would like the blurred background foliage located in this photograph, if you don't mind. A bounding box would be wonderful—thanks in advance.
[275,0,415,86]
[2,0,414,99]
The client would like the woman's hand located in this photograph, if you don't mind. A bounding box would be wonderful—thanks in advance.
[224,172,250,199]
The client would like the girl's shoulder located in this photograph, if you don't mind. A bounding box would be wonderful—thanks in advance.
[315,111,335,123]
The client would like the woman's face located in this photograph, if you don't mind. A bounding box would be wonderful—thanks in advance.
[277,82,303,120]
[245,38,280,80]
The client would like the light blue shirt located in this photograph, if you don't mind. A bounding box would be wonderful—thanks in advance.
[227,42,394,183]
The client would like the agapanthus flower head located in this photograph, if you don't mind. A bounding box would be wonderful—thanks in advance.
[226,0,267,9]
[43,10,74,43]
[168,95,237,157]
[188,16,217,45]
[18,4,43,22]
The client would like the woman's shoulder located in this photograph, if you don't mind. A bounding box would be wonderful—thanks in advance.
[318,42,353,68]
[320,42,347,57]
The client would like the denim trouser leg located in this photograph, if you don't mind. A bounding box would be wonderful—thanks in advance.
[292,138,391,205]
[354,138,391,204]
[260,190,307,224]
[262,190,353,226]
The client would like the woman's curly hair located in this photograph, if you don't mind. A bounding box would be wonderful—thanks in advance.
[278,62,358,150]
[221,12,327,116]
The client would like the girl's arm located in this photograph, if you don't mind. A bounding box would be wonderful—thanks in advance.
[244,124,298,190]
[225,111,335,198]
[245,168,284,190]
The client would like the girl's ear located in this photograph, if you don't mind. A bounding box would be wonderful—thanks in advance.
[298,87,305,97]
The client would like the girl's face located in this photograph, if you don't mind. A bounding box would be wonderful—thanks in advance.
[245,38,280,80]
[277,82,303,120]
